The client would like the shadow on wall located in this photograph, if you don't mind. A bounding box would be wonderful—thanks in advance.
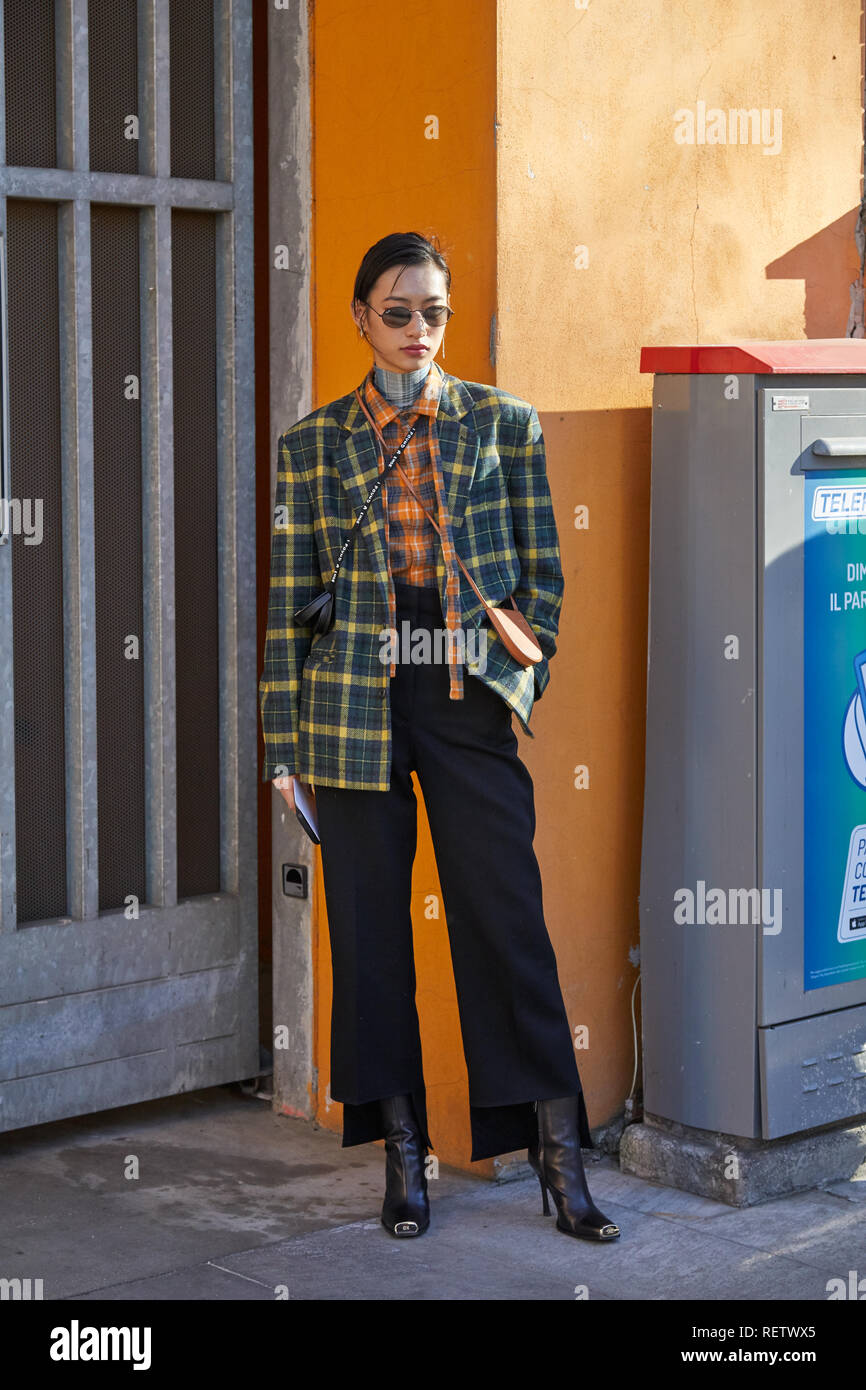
[766,210,862,337]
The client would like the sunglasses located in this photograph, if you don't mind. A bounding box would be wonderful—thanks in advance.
[362,302,454,329]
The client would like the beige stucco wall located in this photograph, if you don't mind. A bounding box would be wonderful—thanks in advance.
[494,0,863,1132]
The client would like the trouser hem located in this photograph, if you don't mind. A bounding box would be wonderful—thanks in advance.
[334,1087,594,1163]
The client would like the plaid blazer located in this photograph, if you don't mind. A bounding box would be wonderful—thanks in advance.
[259,369,564,790]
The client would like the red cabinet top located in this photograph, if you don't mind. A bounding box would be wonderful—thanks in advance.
[640,339,866,374]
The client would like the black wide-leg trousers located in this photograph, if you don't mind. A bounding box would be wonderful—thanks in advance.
[313,578,593,1162]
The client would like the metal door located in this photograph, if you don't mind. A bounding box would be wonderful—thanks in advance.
[0,0,258,1130]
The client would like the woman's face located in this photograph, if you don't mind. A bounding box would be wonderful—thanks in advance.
[353,262,450,374]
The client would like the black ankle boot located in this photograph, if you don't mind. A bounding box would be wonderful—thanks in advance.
[527,1096,620,1241]
[379,1094,431,1237]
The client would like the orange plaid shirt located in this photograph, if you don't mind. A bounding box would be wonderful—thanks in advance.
[361,359,465,698]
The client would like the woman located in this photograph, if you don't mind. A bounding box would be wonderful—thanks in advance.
[259,231,620,1243]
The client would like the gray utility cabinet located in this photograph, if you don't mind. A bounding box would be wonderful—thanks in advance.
[639,340,866,1140]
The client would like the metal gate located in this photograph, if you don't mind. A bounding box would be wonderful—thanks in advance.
[0,0,258,1130]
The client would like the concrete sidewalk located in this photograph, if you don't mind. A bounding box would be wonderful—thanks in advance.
[1,1086,864,1301]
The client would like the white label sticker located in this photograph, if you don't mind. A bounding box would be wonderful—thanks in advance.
[771,394,810,411]
[837,824,866,942]
[811,485,866,521]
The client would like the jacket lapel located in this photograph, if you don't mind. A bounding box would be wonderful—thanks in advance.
[331,370,480,614]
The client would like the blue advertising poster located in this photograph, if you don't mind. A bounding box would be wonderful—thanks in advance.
[804,473,866,991]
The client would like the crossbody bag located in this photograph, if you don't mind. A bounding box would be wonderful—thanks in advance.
[295,390,543,668]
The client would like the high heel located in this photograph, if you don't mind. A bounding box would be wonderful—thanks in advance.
[535,1168,550,1216]
[527,1095,621,1241]
[379,1093,431,1237]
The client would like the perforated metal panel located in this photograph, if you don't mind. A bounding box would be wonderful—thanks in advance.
[170,0,215,180]
[91,204,146,911]
[3,0,57,168]
[88,0,139,175]
[7,200,66,924]
[172,208,221,898]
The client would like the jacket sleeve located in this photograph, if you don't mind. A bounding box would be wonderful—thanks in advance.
[505,405,564,701]
[258,429,321,782]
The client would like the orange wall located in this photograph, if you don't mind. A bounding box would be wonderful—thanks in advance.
[309,0,500,1172]
[307,0,864,1174]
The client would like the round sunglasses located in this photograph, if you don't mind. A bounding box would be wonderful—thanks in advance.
[362,302,454,329]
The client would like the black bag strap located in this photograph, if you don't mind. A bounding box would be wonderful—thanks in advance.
[326,419,417,586]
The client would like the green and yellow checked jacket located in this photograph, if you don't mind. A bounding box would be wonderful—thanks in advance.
[259,369,564,790]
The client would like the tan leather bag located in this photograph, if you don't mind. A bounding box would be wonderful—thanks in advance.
[354,390,543,668]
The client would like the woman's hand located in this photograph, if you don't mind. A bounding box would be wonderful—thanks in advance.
[273,773,299,811]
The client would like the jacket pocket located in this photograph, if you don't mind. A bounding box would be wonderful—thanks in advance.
[303,630,340,670]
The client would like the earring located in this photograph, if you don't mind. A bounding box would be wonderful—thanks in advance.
[440,334,446,360]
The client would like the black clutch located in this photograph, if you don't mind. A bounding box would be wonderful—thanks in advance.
[294,581,337,635]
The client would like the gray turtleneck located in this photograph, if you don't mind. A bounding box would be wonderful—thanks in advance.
[373,359,433,407]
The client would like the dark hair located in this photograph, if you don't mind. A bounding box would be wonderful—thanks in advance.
[352,232,451,316]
